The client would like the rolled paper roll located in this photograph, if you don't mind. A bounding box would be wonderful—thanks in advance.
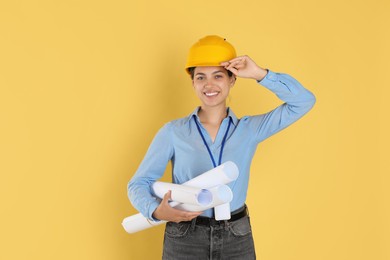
[122,161,239,234]
[183,161,239,188]
[123,200,181,233]
[152,181,213,207]
[209,184,233,205]
[214,203,231,221]
[122,187,231,233]
[122,212,165,234]
[174,185,233,212]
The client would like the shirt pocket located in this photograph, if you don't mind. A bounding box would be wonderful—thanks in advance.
[164,222,191,238]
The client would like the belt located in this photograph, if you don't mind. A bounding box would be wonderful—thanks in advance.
[191,205,248,226]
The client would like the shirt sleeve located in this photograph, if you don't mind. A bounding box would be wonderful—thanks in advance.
[249,70,316,143]
[127,122,174,220]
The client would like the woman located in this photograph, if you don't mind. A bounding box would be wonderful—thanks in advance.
[128,35,316,259]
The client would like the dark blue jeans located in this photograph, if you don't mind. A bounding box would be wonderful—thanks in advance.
[162,215,256,259]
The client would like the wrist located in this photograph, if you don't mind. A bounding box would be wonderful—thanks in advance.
[254,67,268,81]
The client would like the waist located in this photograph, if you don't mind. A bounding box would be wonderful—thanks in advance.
[187,205,248,226]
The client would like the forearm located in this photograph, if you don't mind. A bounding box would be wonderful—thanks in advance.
[250,70,316,143]
[127,123,174,220]
[128,177,161,220]
[258,70,316,110]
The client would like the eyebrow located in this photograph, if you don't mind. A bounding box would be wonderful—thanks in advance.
[195,70,225,76]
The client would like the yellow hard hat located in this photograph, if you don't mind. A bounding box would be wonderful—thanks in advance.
[185,35,237,74]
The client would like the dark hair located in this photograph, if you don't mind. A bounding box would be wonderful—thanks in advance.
[188,67,233,80]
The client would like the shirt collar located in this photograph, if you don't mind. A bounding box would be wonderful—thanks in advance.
[186,107,238,126]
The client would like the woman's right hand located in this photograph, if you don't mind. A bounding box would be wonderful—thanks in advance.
[152,191,203,223]
[221,55,268,81]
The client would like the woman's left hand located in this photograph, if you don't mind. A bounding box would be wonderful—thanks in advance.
[221,55,268,81]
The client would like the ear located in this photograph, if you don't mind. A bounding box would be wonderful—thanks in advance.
[229,76,236,88]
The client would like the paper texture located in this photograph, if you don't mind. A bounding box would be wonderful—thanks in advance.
[181,161,239,188]
[152,181,213,207]
[122,212,163,233]
[173,184,232,211]
[214,203,231,220]
[122,161,239,234]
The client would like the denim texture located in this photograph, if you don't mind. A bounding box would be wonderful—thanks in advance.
[162,215,256,260]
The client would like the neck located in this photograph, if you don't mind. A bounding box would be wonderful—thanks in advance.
[198,105,227,125]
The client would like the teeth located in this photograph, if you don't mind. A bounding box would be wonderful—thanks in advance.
[205,92,218,96]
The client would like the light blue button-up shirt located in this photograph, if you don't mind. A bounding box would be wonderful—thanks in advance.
[128,70,316,220]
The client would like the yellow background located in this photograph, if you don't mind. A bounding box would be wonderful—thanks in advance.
[1,0,389,259]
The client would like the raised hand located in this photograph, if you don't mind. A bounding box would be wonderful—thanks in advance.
[220,55,268,81]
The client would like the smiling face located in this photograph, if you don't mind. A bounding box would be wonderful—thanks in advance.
[192,66,235,109]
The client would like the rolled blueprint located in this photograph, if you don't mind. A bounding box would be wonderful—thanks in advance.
[152,181,213,207]
[122,161,239,234]
[122,185,233,233]
[182,161,239,189]
[121,211,163,234]
[214,203,231,221]
[174,184,233,211]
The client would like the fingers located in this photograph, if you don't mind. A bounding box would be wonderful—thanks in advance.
[227,56,248,65]
[170,208,203,223]
[154,190,205,223]
[221,56,249,74]
[162,190,172,203]
[221,55,265,80]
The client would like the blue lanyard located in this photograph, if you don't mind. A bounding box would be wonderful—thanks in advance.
[193,115,232,167]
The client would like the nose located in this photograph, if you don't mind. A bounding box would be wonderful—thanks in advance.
[204,78,215,88]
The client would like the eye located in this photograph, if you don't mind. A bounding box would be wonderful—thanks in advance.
[196,76,204,81]
[215,74,223,79]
